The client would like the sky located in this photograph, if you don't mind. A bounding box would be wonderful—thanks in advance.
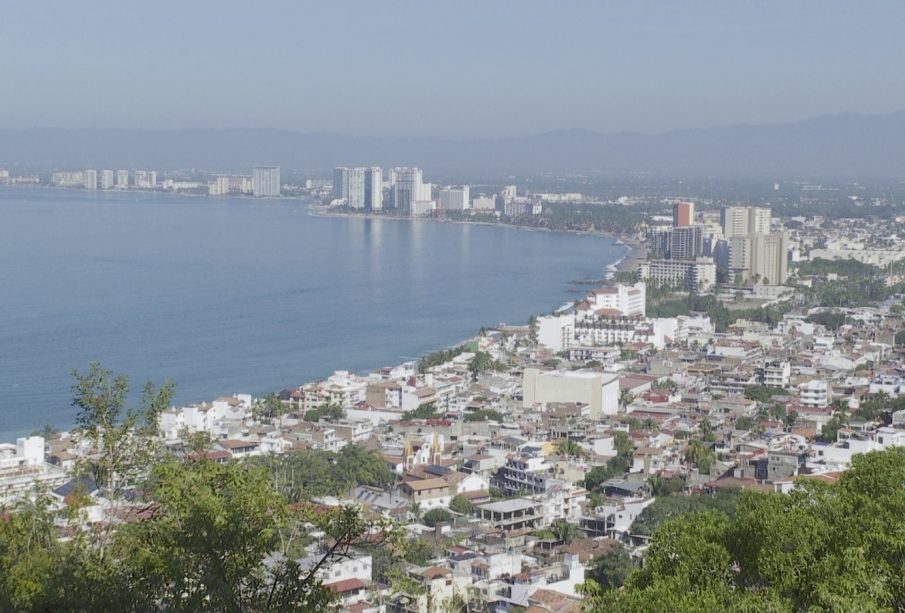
[1,1,904,138]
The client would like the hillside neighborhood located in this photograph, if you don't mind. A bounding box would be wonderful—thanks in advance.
[4,201,905,611]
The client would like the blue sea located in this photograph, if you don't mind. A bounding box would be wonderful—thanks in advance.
[0,187,625,441]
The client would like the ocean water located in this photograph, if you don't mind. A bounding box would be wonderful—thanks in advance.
[0,187,625,441]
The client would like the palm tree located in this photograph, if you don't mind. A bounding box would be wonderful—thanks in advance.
[551,521,581,545]
[619,390,635,410]
[558,439,585,459]
[410,502,422,523]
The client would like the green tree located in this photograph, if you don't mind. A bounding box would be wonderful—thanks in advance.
[464,409,504,422]
[587,449,905,611]
[586,543,636,590]
[551,521,581,545]
[422,508,453,527]
[401,402,442,421]
[684,439,714,475]
[70,362,175,498]
[557,438,586,459]
[449,495,474,516]
[303,403,345,423]
[527,315,539,344]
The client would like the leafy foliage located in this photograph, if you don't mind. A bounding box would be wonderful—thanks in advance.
[586,449,905,611]
[464,408,504,422]
[587,543,636,590]
[631,489,742,537]
[401,402,442,421]
[70,362,175,497]
[303,403,345,423]
[255,444,394,501]
[421,508,453,527]
[0,459,401,611]
[647,293,790,333]
[584,432,634,490]
[449,495,474,516]
[418,345,468,373]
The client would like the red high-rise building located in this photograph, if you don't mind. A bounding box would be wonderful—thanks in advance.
[673,201,695,227]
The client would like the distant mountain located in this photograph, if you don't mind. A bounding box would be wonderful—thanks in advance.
[1,111,904,179]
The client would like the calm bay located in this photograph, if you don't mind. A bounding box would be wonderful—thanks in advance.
[0,187,625,440]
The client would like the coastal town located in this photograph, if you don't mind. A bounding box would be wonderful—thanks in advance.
[4,173,905,611]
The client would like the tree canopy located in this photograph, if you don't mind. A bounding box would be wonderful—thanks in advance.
[584,449,905,611]
[254,444,395,502]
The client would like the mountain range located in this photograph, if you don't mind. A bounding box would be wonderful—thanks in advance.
[1,111,904,179]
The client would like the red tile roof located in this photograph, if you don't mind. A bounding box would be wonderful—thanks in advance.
[325,578,366,593]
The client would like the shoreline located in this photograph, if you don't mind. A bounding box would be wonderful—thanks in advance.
[309,205,642,245]
[310,206,647,277]
[1,195,646,444]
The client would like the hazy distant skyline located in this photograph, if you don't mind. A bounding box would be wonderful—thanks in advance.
[2,1,904,138]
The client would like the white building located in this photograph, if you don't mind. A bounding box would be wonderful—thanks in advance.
[300,370,368,411]
[253,166,281,197]
[799,379,831,407]
[347,167,366,208]
[393,167,427,214]
[471,196,496,211]
[333,166,349,202]
[578,282,646,318]
[638,258,716,291]
[116,170,129,189]
[99,170,114,190]
[0,437,68,503]
[364,167,382,210]
[751,231,789,285]
[761,361,791,387]
[537,313,576,352]
[439,186,470,211]
[721,205,771,238]
[522,368,620,418]
[83,169,97,190]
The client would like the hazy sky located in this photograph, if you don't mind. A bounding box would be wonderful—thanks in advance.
[2,1,903,137]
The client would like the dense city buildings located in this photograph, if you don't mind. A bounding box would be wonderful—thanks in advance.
[8,166,905,611]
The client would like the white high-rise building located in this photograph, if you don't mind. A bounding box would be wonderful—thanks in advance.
[728,236,752,276]
[116,170,129,189]
[333,167,350,202]
[721,206,771,238]
[148,171,157,189]
[364,167,382,211]
[99,170,114,190]
[471,195,496,210]
[83,169,97,191]
[668,225,703,260]
[393,167,424,214]
[134,170,148,188]
[347,167,365,208]
[639,258,717,291]
[721,206,749,239]
[751,231,789,285]
[748,206,772,234]
[501,185,517,203]
[439,186,470,211]
[253,166,281,197]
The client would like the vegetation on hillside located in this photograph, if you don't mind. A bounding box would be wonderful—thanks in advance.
[584,449,905,611]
